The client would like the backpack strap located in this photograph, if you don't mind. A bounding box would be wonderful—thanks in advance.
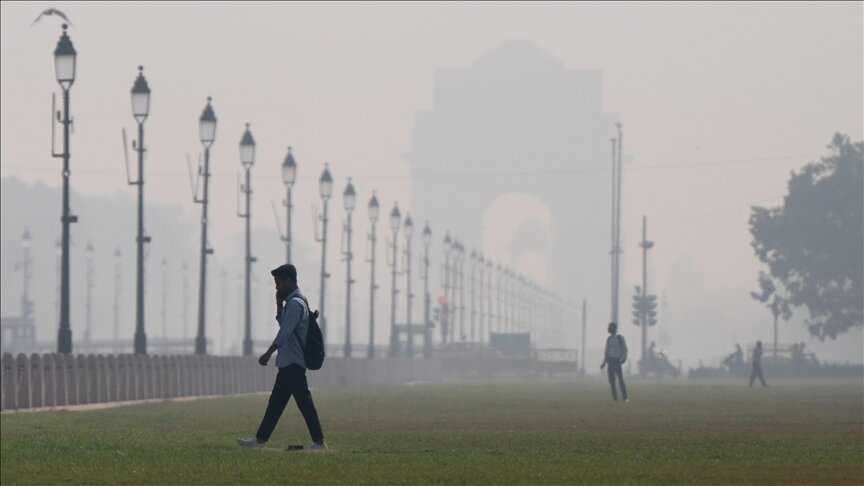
[289,296,309,346]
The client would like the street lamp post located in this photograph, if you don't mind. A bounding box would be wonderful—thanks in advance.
[404,213,415,358]
[316,164,334,342]
[195,97,217,355]
[130,65,152,355]
[342,179,356,358]
[281,147,297,264]
[387,204,401,357]
[366,192,380,358]
[421,222,432,357]
[52,24,77,354]
[455,241,466,341]
[238,123,256,356]
[441,233,453,344]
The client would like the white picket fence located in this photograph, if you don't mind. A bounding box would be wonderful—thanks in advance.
[0,353,446,411]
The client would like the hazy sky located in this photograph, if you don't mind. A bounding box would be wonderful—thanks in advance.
[2,1,862,361]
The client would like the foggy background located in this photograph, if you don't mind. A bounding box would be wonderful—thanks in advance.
[1,1,862,367]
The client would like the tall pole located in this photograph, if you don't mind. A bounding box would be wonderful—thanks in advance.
[614,123,624,325]
[319,197,329,341]
[57,86,73,354]
[343,203,354,359]
[133,115,149,354]
[285,185,293,263]
[195,145,212,355]
[242,166,253,356]
[405,221,414,358]
[238,123,256,356]
[638,215,654,366]
[281,147,297,264]
[368,217,378,358]
[609,136,618,325]
[388,206,401,357]
[422,226,432,357]
[441,235,452,344]
[640,215,648,363]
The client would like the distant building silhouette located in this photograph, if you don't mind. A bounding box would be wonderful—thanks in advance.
[407,40,619,345]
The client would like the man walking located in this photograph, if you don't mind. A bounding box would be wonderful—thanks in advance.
[601,322,629,402]
[238,264,326,449]
[749,340,768,388]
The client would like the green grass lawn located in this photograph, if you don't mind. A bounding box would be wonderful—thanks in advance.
[2,379,862,485]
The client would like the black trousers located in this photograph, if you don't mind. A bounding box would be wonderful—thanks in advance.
[607,358,628,401]
[256,364,324,443]
[749,364,768,387]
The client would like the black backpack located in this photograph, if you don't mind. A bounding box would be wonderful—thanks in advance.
[292,296,326,370]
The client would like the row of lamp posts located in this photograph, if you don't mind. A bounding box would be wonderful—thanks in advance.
[45,24,555,358]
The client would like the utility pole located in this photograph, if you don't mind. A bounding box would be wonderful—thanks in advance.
[638,215,654,365]
[194,97,217,355]
[366,193,380,358]
[609,123,624,326]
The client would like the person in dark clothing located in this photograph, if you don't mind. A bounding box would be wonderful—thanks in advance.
[749,340,768,388]
[237,264,326,449]
[601,322,629,402]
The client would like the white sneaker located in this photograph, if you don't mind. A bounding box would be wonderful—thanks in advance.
[237,437,264,448]
[309,441,328,451]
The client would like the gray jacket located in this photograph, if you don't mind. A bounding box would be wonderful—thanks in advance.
[272,289,309,369]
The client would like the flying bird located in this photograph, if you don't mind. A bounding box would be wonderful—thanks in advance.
[31,8,72,26]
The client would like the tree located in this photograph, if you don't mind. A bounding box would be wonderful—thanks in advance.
[749,134,863,339]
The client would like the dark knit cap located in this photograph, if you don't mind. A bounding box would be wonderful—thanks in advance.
[270,264,297,282]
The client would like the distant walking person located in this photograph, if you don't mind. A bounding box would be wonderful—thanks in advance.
[749,340,768,388]
[601,322,629,402]
[238,264,326,449]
